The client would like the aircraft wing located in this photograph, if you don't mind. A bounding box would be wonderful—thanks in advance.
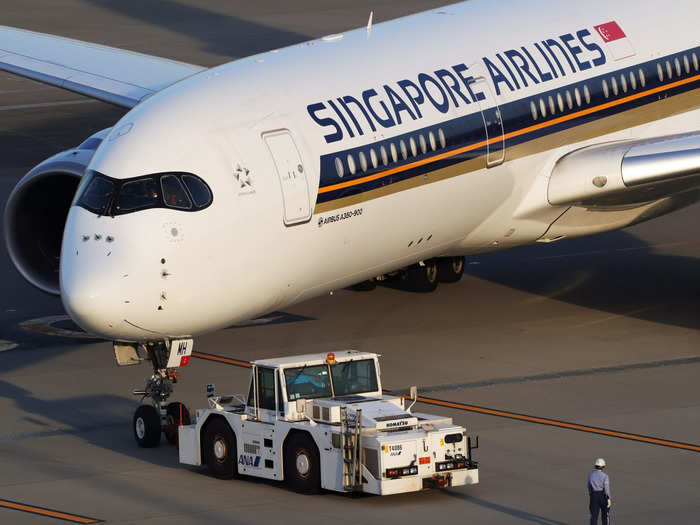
[0,25,205,108]
[548,132,700,207]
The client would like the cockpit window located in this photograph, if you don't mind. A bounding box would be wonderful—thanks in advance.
[116,177,160,212]
[161,175,192,209]
[77,174,114,215]
[182,175,212,208]
[74,170,212,216]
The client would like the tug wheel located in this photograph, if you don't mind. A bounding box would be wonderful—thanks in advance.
[133,404,161,448]
[437,256,464,283]
[203,418,238,479]
[164,402,191,446]
[285,433,321,494]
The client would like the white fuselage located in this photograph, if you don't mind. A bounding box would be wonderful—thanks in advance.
[59,0,700,341]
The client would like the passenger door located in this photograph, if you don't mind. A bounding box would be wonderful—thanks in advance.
[263,130,312,225]
[471,77,505,167]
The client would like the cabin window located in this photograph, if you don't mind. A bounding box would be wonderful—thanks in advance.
[657,62,664,82]
[565,90,573,110]
[438,128,447,148]
[419,134,427,154]
[409,136,418,157]
[334,157,344,178]
[428,130,437,151]
[390,142,399,163]
[629,71,637,90]
[665,60,672,79]
[602,79,609,98]
[674,57,681,76]
[611,76,618,96]
[683,55,690,74]
[347,153,357,175]
[530,100,538,120]
[574,87,582,107]
[380,145,389,166]
[358,151,368,172]
[539,98,547,118]
[638,68,646,88]
[583,85,591,104]
[556,93,564,113]
[399,139,408,160]
[547,95,556,115]
[693,52,698,71]
[619,74,627,93]
[369,148,378,169]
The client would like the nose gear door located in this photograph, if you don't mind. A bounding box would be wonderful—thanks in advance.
[263,130,312,225]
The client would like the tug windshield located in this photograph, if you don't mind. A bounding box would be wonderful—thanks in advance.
[331,359,378,396]
[284,365,332,400]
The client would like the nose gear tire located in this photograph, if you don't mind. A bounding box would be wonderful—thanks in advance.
[204,418,238,479]
[133,404,161,448]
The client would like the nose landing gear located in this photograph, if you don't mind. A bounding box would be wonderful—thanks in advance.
[131,341,191,448]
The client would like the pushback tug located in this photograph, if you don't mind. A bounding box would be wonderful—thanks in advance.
[175,351,479,495]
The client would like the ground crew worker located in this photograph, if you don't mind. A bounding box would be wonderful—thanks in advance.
[588,458,611,525]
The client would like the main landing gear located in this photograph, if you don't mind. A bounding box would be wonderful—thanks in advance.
[132,341,191,448]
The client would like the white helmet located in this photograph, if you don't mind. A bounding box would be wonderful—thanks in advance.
[594,458,606,468]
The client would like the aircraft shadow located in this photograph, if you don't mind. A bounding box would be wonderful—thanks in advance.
[465,229,700,331]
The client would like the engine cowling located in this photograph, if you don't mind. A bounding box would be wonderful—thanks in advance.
[3,128,111,295]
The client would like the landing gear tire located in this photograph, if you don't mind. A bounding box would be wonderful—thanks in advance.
[204,418,238,479]
[403,260,439,292]
[349,279,376,291]
[285,433,321,494]
[437,256,464,283]
[133,404,161,448]
[164,402,191,446]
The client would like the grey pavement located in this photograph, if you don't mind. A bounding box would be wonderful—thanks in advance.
[1,1,699,524]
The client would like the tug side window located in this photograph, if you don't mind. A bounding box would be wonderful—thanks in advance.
[258,367,276,411]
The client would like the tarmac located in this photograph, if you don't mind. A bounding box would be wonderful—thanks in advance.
[1,1,700,523]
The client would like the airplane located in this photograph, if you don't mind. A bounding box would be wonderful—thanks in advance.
[2,0,699,446]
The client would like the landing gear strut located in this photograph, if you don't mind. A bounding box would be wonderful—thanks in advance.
[132,341,188,448]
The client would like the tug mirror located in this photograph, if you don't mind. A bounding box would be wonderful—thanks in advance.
[296,399,306,414]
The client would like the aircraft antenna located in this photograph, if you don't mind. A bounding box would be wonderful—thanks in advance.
[366,11,373,36]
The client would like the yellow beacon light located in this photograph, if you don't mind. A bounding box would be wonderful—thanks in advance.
[326,352,336,364]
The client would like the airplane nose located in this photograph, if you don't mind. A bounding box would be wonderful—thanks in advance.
[60,263,126,338]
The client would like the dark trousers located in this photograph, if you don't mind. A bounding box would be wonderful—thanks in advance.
[589,491,609,525]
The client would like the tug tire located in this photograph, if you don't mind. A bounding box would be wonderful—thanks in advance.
[285,433,321,494]
[133,405,161,448]
[203,418,238,479]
